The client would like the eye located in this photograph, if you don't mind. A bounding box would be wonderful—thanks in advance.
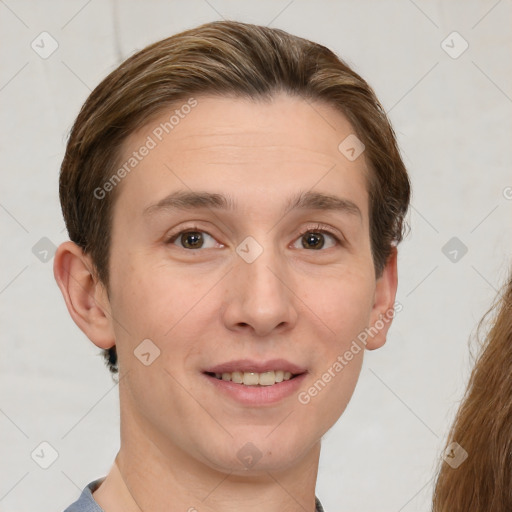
[166,228,220,250]
[165,223,343,251]
[292,224,342,250]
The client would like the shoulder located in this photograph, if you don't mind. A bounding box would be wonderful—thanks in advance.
[62,477,106,512]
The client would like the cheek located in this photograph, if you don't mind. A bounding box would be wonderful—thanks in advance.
[297,339,364,438]
[303,268,375,340]
[299,269,373,412]
[108,255,218,357]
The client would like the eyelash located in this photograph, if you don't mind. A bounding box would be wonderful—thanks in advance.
[165,223,344,249]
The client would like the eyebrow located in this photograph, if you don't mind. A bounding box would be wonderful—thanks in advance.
[143,189,362,219]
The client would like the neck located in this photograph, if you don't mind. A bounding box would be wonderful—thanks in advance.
[93,409,321,512]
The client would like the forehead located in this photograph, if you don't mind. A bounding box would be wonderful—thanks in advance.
[132,93,362,159]
[113,93,370,222]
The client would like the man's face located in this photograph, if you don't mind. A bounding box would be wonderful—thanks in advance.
[103,93,395,473]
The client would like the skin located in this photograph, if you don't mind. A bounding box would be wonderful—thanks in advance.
[54,92,398,512]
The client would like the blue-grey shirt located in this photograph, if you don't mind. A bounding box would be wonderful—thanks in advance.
[63,477,325,512]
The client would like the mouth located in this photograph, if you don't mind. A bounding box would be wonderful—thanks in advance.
[202,363,308,405]
[204,370,302,386]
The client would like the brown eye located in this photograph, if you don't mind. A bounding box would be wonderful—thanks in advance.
[180,231,204,249]
[167,229,218,250]
[293,227,340,250]
[301,232,326,250]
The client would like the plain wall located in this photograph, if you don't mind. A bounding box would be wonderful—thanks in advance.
[1,1,511,511]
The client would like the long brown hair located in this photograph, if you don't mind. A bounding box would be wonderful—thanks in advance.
[432,269,512,510]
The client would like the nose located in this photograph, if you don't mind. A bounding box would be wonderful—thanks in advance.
[221,243,298,337]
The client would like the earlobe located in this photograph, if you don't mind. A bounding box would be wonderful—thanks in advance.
[365,246,399,351]
[53,241,115,349]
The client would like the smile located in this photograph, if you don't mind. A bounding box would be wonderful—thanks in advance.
[205,370,296,386]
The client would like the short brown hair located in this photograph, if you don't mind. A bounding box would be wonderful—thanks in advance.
[59,20,411,377]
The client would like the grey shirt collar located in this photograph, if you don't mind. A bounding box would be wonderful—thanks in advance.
[63,477,326,512]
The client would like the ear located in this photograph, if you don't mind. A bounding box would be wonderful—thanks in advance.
[53,241,115,349]
[365,246,399,350]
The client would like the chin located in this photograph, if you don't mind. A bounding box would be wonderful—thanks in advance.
[198,431,314,475]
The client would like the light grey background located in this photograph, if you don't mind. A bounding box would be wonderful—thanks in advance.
[1,1,511,511]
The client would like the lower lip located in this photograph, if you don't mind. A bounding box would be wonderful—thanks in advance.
[203,373,307,406]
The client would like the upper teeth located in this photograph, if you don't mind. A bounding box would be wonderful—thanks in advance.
[214,370,293,386]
